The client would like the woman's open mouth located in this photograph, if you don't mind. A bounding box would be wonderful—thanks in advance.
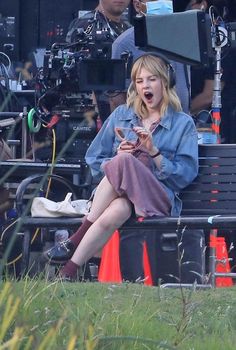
[144,91,153,102]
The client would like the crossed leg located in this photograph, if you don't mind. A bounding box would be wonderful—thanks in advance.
[71,195,132,267]
[87,175,122,222]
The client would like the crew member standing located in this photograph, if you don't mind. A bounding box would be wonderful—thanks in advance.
[66,0,131,121]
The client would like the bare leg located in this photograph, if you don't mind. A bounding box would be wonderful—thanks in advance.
[71,197,132,267]
[45,175,124,264]
[87,176,120,222]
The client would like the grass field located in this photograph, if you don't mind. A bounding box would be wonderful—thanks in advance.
[1,279,236,349]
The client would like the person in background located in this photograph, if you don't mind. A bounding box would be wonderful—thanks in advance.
[187,0,236,276]
[44,53,198,282]
[220,51,236,143]
[188,0,236,144]
[187,0,233,123]
[66,0,131,121]
[66,0,130,43]
[187,0,216,118]
[66,0,131,44]
[185,0,211,10]
[217,0,236,143]
[110,0,191,114]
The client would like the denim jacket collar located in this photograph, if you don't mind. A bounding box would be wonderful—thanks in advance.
[159,107,175,130]
[117,104,175,130]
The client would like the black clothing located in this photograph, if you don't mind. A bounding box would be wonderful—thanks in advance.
[190,59,215,100]
[66,10,130,44]
[221,47,236,143]
[191,50,236,144]
[66,10,131,121]
[120,229,205,285]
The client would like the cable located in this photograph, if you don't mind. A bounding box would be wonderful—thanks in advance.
[45,128,56,197]
[0,51,11,71]
[27,108,41,133]
[1,129,57,265]
[0,219,40,266]
[1,219,18,243]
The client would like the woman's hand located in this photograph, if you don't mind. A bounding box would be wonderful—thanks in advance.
[117,140,136,154]
[133,126,160,156]
[132,126,154,153]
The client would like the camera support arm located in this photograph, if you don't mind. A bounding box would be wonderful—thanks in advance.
[211,22,228,142]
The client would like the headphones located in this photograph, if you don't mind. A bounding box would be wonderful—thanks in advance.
[133,52,176,89]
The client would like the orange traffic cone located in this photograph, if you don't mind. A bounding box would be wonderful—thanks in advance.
[98,230,122,283]
[143,242,153,286]
[98,231,154,285]
[215,236,233,287]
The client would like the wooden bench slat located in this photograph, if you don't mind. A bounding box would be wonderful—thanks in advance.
[182,200,236,211]
[182,192,236,200]
[199,145,236,157]
[198,166,236,174]
[183,183,234,191]
[18,215,236,231]
[199,158,236,166]
[195,174,236,182]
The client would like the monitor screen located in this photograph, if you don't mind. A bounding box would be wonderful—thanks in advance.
[173,0,191,12]
[134,11,213,66]
[77,59,126,91]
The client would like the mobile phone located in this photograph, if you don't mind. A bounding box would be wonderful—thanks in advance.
[115,127,125,141]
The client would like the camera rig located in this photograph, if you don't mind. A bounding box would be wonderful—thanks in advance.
[36,23,126,118]
[29,24,126,161]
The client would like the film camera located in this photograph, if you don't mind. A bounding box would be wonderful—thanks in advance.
[35,25,126,161]
[42,26,126,92]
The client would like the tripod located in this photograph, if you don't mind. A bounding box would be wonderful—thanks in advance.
[211,46,223,143]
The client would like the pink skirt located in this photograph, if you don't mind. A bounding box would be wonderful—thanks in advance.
[103,152,171,217]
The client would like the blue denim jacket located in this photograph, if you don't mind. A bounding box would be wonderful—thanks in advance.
[85,104,198,216]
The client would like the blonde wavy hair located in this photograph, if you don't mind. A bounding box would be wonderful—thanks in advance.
[127,54,182,119]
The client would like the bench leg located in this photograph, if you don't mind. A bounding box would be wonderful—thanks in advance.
[209,229,217,287]
[161,283,212,289]
[20,229,31,278]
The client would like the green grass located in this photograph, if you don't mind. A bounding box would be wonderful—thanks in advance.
[1,279,236,349]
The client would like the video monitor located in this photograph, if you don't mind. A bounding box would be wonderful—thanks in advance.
[77,59,126,91]
[134,10,213,66]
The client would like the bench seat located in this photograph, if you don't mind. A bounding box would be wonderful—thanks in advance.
[3,143,236,286]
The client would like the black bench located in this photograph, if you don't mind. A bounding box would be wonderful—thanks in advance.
[4,144,236,287]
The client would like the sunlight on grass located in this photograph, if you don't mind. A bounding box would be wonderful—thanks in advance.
[0,279,236,349]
